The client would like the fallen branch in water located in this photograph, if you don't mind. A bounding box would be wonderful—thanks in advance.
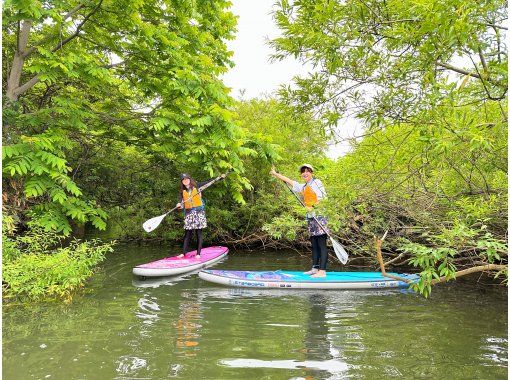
[430,264,508,285]
[374,232,508,287]
[374,232,414,284]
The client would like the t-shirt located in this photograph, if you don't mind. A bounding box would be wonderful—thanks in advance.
[292,178,327,200]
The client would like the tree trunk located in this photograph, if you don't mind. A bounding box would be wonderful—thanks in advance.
[6,20,32,102]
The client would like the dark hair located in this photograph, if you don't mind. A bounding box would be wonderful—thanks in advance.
[300,167,313,173]
[180,176,197,191]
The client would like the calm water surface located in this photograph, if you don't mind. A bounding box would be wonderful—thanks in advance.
[3,243,508,379]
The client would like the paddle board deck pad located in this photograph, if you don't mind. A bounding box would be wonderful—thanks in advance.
[133,246,228,277]
[198,270,418,289]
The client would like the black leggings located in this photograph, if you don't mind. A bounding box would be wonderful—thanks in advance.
[183,229,203,256]
[311,234,328,270]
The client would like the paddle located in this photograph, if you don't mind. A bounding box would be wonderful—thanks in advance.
[142,171,231,233]
[273,169,349,264]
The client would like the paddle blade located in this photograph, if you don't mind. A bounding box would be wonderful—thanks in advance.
[142,214,167,232]
[330,237,348,264]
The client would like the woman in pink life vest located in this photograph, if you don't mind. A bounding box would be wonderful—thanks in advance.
[270,164,329,277]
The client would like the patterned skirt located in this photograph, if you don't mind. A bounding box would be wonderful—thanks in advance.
[184,209,207,230]
[306,215,329,237]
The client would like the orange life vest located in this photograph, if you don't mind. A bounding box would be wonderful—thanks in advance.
[302,184,318,207]
[182,188,203,209]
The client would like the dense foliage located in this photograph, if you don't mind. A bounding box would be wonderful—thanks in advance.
[2,0,507,299]
[3,0,249,235]
[3,216,114,301]
[268,0,508,295]
[2,0,251,300]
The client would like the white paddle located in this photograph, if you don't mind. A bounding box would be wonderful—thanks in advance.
[142,206,180,232]
[142,171,232,233]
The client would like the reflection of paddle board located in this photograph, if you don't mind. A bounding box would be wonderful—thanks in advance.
[132,276,183,288]
[133,246,228,277]
[199,270,418,289]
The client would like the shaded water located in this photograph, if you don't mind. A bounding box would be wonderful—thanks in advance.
[3,243,508,379]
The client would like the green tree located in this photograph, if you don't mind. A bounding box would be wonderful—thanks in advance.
[272,0,507,127]
[219,97,331,246]
[2,0,248,235]
[271,0,508,294]
[2,0,256,301]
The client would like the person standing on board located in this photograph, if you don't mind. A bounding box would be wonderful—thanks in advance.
[270,164,329,277]
[176,173,225,259]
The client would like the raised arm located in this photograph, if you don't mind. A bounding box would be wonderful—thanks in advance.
[198,171,229,191]
[269,168,294,186]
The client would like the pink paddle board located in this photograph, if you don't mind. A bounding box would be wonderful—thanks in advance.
[133,246,228,277]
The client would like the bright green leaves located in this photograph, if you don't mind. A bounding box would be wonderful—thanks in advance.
[269,0,507,295]
[25,176,51,197]
[2,226,115,301]
[151,117,178,132]
[3,0,46,20]
[3,155,31,176]
[3,0,245,238]
[191,115,213,127]
[402,222,507,297]
[262,214,302,241]
[35,150,68,172]
[3,132,107,235]
[272,0,507,130]
[50,187,67,204]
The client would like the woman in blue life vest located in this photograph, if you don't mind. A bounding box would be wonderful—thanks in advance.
[270,164,329,277]
[176,173,217,259]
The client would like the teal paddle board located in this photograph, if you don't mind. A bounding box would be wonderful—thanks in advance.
[199,270,418,289]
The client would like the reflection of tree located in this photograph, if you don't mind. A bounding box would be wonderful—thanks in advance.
[174,290,203,358]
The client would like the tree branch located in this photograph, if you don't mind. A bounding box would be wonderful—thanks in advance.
[483,22,508,30]
[12,75,40,98]
[6,20,33,101]
[375,235,414,283]
[477,46,489,73]
[379,18,420,25]
[9,1,104,100]
[23,4,86,58]
[436,61,504,88]
[431,264,507,284]
[436,61,482,79]
[51,0,104,53]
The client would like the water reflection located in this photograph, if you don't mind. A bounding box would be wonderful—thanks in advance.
[115,355,147,374]
[216,291,353,378]
[220,358,348,372]
[3,247,507,380]
[136,296,160,325]
[131,271,198,288]
[299,294,349,378]
[174,291,203,356]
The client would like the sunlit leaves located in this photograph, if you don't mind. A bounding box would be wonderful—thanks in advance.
[272,0,507,129]
[3,0,245,236]
[2,226,115,301]
[3,132,106,234]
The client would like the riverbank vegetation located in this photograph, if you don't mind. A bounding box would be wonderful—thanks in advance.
[3,0,507,299]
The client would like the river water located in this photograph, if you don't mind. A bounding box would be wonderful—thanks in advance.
[3,243,508,379]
